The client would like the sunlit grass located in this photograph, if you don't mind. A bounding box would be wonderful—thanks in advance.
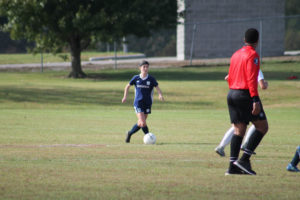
[0,62,299,199]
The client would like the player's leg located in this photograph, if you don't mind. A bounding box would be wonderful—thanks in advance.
[137,111,149,134]
[126,123,141,143]
[226,89,249,175]
[287,146,300,172]
[226,123,247,175]
[227,89,258,175]
[125,107,144,143]
[138,113,149,134]
[234,98,268,175]
[215,126,234,157]
[241,100,268,154]
[234,119,268,175]
[231,123,247,163]
[241,124,256,150]
[240,119,268,157]
[138,106,151,134]
[232,123,256,175]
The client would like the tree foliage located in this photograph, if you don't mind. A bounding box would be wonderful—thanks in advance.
[286,0,300,15]
[0,0,178,77]
[285,0,300,50]
[126,29,176,57]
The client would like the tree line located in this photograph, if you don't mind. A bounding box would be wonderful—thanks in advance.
[0,0,178,77]
[1,0,300,78]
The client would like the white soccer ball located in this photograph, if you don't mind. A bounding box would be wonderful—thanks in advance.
[143,133,156,145]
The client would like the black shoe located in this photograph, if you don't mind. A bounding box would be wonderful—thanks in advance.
[241,147,256,155]
[125,132,131,143]
[225,164,246,176]
[233,160,256,175]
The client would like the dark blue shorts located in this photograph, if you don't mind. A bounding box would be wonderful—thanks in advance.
[134,105,151,114]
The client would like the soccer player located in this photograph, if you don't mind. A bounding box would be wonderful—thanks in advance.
[286,146,300,172]
[225,28,269,175]
[215,70,268,157]
[122,60,164,143]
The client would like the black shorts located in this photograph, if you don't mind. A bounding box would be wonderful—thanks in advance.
[227,89,267,124]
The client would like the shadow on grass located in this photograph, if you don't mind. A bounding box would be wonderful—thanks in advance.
[0,86,213,108]
[87,69,300,81]
[262,71,300,80]
[87,70,228,81]
[0,86,123,106]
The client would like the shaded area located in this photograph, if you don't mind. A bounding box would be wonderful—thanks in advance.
[0,86,213,108]
[87,70,228,81]
[262,71,300,80]
[0,86,123,106]
[87,66,300,81]
[0,31,34,53]
[0,64,299,108]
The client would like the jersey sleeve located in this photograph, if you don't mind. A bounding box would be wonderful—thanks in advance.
[129,75,137,85]
[246,54,259,98]
[152,77,158,87]
[257,69,264,81]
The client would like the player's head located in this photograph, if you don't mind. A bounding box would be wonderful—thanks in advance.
[245,28,259,44]
[139,60,149,67]
[139,60,149,74]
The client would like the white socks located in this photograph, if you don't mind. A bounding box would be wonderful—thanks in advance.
[219,127,234,148]
[218,125,256,148]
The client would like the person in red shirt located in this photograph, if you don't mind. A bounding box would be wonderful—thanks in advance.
[226,28,269,175]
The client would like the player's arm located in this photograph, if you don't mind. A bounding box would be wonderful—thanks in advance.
[246,56,260,115]
[155,86,164,101]
[258,79,268,90]
[122,83,131,103]
[258,69,268,90]
[224,74,229,81]
[252,101,261,115]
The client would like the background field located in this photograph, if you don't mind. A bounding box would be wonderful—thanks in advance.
[0,61,299,200]
[0,51,139,64]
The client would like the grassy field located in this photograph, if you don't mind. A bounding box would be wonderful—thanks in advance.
[0,51,138,64]
[0,61,299,200]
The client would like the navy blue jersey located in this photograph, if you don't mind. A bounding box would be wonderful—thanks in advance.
[129,74,158,107]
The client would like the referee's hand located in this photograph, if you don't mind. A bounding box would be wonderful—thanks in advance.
[252,102,261,115]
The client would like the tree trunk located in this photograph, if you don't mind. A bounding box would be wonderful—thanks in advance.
[68,36,86,78]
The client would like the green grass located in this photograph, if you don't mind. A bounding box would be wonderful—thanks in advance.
[0,51,139,64]
[0,61,300,199]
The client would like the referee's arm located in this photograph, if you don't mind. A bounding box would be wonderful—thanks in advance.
[246,57,261,115]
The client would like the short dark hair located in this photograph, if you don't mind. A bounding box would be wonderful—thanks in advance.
[139,60,149,66]
[245,28,259,44]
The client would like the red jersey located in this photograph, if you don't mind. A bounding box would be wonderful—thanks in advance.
[228,45,260,98]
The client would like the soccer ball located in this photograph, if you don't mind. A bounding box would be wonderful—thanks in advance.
[143,133,156,145]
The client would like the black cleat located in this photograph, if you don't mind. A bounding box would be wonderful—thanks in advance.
[125,132,131,143]
[225,162,247,175]
[233,160,256,175]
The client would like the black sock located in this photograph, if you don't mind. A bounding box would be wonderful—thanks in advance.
[291,150,300,167]
[142,126,149,134]
[128,124,140,135]
[230,135,243,163]
[240,130,264,161]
